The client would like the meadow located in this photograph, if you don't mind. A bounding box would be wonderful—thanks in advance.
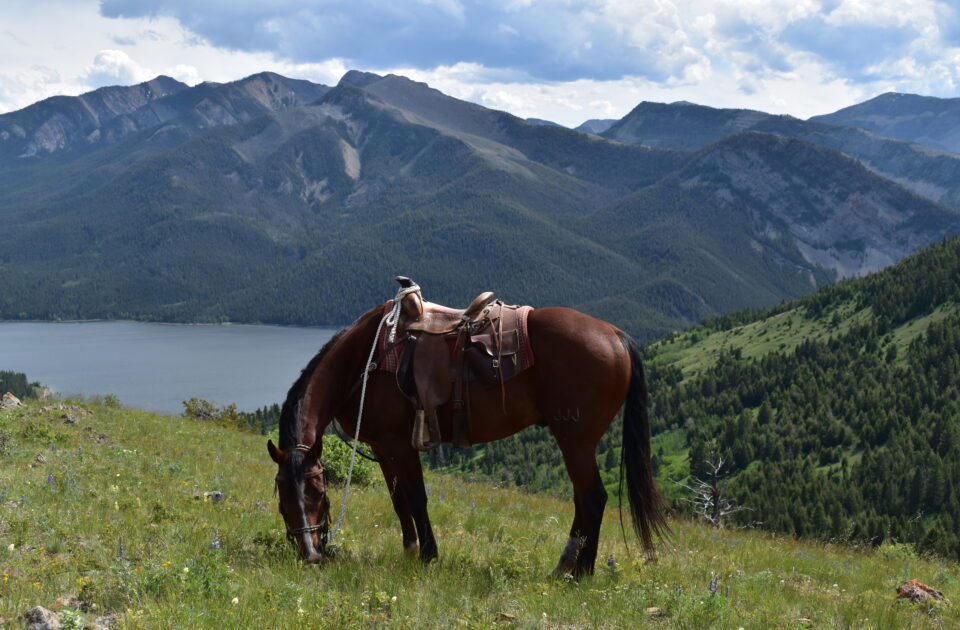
[1,399,957,629]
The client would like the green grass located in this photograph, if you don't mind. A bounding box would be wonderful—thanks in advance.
[650,303,960,381]
[1,400,957,628]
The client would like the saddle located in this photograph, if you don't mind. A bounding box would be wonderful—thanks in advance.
[388,277,534,451]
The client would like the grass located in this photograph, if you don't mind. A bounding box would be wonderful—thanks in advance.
[649,303,960,381]
[1,400,958,628]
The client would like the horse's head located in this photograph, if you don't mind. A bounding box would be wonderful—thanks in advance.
[267,439,331,563]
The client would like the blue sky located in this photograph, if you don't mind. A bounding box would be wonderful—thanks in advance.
[2,0,959,125]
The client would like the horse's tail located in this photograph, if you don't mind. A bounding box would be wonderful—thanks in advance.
[618,331,670,551]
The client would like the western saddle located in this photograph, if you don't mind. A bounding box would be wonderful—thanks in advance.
[390,276,532,451]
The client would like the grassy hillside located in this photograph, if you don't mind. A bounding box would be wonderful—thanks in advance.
[1,399,957,628]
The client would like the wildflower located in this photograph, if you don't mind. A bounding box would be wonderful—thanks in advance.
[607,555,615,568]
[33,581,42,587]
[47,474,54,485]
[182,567,190,574]
[231,597,239,605]
[391,595,397,602]
[6,544,13,552]
[211,530,221,550]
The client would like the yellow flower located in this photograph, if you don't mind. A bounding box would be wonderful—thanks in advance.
[32,581,42,587]
[162,561,172,567]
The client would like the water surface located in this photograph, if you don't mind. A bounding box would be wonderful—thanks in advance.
[0,321,337,414]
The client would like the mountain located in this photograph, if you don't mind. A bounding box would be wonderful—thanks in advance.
[811,92,960,154]
[526,117,564,127]
[0,72,957,342]
[433,236,960,559]
[575,118,617,134]
[570,131,960,330]
[602,101,960,210]
[0,76,187,161]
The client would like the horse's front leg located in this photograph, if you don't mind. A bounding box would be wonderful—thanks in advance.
[374,443,438,562]
[374,444,419,556]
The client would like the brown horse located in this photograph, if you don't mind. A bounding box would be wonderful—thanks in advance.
[267,291,668,577]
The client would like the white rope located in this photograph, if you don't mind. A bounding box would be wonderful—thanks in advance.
[326,283,421,544]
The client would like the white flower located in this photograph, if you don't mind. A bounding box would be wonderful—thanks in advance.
[231,597,239,605]
[182,567,190,574]
[6,544,14,551]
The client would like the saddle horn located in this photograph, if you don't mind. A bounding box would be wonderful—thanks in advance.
[395,276,417,288]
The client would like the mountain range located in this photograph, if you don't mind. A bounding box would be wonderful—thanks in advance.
[1,71,958,340]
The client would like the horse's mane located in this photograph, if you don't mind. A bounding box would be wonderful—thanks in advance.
[277,304,384,451]
[277,327,348,451]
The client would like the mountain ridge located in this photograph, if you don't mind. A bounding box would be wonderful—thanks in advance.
[1,72,958,342]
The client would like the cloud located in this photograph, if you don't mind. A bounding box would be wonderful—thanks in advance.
[94,0,960,97]
[96,0,718,82]
[83,49,154,87]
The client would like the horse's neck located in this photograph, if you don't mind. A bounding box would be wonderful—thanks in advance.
[301,307,382,445]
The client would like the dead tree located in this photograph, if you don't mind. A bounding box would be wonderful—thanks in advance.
[675,457,749,528]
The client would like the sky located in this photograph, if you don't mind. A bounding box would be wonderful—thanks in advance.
[2,0,959,127]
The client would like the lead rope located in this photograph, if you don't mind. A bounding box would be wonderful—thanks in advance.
[326,282,421,544]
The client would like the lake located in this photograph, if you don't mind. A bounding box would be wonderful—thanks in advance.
[0,321,338,414]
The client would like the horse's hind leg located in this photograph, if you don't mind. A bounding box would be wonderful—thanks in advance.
[552,438,607,578]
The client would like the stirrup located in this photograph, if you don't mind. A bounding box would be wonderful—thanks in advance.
[411,409,441,451]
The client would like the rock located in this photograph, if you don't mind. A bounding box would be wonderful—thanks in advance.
[62,413,78,425]
[645,607,664,617]
[51,596,79,611]
[23,606,60,630]
[35,454,48,464]
[897,579,948,604]
[1,393,23,410]
[90,613,117,629]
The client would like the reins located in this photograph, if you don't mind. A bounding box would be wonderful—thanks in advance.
[323,282,422,545]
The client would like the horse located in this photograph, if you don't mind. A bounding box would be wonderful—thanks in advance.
[267,285,668,578]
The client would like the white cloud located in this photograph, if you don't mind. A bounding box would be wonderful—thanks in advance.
[84,49,154,87]
[0,0,959,129]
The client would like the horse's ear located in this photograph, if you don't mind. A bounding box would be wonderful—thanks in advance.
[267,440,284,463]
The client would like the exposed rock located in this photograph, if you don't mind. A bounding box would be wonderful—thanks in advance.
[51,596,79,611]
[896,579,949,604]
[23,606,60,630]
[1,393,23,410]
[90,613,117,629]
[645,607,664,617]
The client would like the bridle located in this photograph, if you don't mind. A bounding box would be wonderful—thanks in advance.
[276,447,331,547]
